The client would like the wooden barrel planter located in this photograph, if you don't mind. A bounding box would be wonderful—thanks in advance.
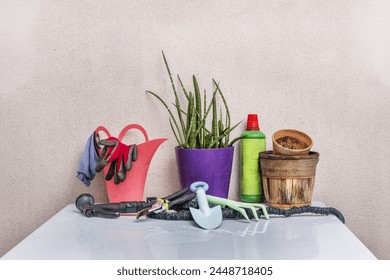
[259,151,319,208]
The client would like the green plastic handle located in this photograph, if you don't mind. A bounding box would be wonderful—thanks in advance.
[206,195,269,220]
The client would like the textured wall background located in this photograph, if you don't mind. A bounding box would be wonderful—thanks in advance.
[1,0,389,259]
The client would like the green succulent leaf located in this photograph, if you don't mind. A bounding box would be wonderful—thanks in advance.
[146,52,241,149]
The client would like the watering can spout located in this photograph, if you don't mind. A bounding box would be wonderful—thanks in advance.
[138,138,168,169]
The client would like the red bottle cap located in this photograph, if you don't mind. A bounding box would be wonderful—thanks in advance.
[246,114,260,130]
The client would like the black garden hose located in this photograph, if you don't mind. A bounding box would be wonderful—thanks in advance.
[148,201,345,224]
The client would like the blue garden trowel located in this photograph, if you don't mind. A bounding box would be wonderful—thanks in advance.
[189,181,222,230]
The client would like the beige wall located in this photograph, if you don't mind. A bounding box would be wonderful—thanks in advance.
[1,0,389,259]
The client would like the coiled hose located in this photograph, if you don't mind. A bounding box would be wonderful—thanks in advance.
[148,201,345,223]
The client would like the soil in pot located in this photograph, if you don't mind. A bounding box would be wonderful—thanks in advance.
[276,136,308,150]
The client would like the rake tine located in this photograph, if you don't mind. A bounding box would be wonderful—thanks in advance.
[237,204,259,221]
[248,203,269,220]
[230,204,250,221]
[246,205,259,221]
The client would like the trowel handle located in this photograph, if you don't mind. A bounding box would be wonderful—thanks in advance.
[190,181,209,193]
[206,195,229,207]
[190,181,210,215]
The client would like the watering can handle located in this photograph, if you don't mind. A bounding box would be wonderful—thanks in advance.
[95,126,111,138]
[94,124,149,142]
[118,124,149,142]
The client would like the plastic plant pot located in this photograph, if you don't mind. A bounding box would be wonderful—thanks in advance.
[175,146,234,198]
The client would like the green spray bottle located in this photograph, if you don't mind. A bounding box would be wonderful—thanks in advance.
[240,114,266,203]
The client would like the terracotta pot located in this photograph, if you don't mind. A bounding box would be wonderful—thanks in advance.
[272,129,313,156]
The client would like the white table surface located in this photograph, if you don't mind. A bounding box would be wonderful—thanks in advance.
[2,202,376,260]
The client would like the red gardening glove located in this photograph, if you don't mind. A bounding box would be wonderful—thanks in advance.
[95,137,126,172]
[95,138,138,185]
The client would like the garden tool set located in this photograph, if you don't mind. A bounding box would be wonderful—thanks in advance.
[75,181,270,226]
[75,179,345,228]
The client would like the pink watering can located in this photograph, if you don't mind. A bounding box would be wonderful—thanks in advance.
[95,124,167,203]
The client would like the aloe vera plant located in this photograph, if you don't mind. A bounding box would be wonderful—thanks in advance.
[146,52,242,149]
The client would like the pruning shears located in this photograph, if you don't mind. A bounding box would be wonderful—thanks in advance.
[136,187,196,219]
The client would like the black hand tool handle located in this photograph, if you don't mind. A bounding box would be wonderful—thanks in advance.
[92,209,120,218]
[168,193,196,208]
[95,202,128,212]
[163,187,190,201]
[95,201,153,213]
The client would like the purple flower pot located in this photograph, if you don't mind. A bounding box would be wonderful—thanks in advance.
[175,146,234,198]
